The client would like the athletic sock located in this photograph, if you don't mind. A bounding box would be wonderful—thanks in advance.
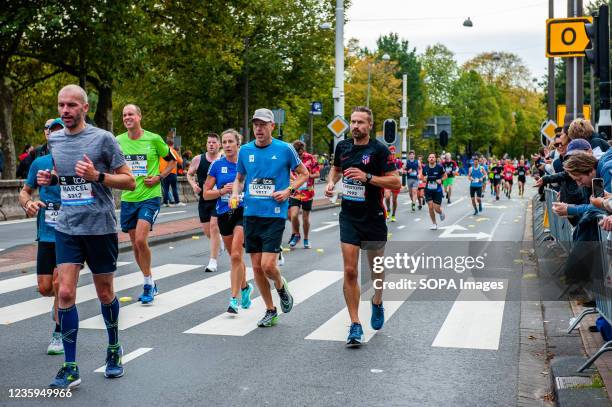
[101,297,120,346]
[58,305,79,363]
[54,323,61,333]
[144,275,153,286]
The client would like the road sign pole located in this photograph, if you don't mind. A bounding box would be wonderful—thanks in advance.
[333,0,345,152]
[548,0,556,121]
[565,0,585,125]
[401,74,408,155]
[309,113,314,152]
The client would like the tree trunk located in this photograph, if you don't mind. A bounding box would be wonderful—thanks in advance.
[0,78,16,179]
[94,83,113,132]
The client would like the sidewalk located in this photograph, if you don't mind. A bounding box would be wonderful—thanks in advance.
[0,197,340,271]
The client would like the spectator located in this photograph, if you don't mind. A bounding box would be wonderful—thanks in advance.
[160,138,184,206]
[568,118,609,159]
[180,150,193,175]
[18,144,32,162]
[36,118,64,158]
[16,148,36,179]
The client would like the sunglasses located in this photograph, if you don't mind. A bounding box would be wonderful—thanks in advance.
[553,143,561,148]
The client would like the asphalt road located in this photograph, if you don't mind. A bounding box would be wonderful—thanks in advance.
[0,177,534,406]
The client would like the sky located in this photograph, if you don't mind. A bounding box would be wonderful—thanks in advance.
[345,0,596,87]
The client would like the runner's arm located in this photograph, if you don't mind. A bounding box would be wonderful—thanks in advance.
[186,155,200,190]
[325,165,342,196]
[106,164,136,191]
[203,175,221,200]
[232,172,245,198]
[19,184,45,217]
[368,170,401,190]
[291,163,309,191]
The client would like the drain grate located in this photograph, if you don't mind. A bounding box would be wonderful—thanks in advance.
[555,376,592,389]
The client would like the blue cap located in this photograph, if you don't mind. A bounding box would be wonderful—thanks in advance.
[47,118,64,130]
[566,138,591,156]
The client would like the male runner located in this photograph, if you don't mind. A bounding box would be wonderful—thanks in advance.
[384,146,403,222]
[404,150,420,211]
[468,158,487,215]
[117,104,177,304]
[231,108,309,327]
[503,158,516,198]
[187,133,223,272]
[421,153,447,230]
[516,159,529,197]
[288,140,320,248]
[38,84,135,388]
[441,152,458,204]
[19,118,65,355]
[490,159,503,200]
[417,155,426,209]
[325,106,400,347]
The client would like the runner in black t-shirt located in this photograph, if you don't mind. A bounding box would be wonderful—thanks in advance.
[326,106,400,348]
[516,159,529,197]
[441,153,458,204]
[420,153,447,230]
[490,159,504,201]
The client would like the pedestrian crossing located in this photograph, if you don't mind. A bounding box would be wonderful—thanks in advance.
[0,262,509,350]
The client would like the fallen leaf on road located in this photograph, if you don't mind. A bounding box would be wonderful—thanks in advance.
[316,249,324,253]
[192,236,200,240]
[169,246,174,250]
[119,296,132,303]
[514,259,524,264]
[528,335,537,340]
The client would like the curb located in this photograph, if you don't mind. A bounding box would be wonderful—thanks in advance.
[119,200,341,253]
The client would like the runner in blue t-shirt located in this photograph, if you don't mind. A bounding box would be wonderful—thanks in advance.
[204,129,253,315]
[420,153,447,230]
[468,158,487,215]
[232,108,309,328]
[404,150,421,212]
[18,118,64,355]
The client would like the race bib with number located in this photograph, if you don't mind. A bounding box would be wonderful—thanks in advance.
[494,174,501,179]
[506,172,513,177]
[427,181,438,190]
[298,183,309,191]
[59,176,95,206]
[410,171,417,177]
[248,178,275,198]
[44,202,61,227]
[445,167,452,173]
[220,193,231,202]
[519,171,525,176]
[342,177,366,202]
[125,154,148,176]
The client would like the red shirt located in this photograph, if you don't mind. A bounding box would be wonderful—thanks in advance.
[291,152,320,201]
[503,164,515,180]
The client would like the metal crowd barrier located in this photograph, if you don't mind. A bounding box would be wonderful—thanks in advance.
[543,188,574,253]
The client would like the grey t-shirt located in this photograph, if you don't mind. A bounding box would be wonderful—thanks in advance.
[48,124,126,235]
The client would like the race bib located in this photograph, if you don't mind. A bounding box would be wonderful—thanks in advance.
[494,174,501,179]
[506,172,513,177]
[248,178,275,198]
[298,183,309,191]
[445,167,452,173]
[519,171,525,176]
[59,176,94,206]
[410,170,417,177]
[44,202,61,227]
[220,193,231,202]
[342,177,366,202]
[125,154,148,176]
[427,181,438,190]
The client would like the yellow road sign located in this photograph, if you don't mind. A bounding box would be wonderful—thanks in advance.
[546,17,592,57]
[541,120,557,142]
[557,104,591,125]
[327,116,349,138]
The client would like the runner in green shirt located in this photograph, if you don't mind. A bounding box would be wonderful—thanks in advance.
[117,104,177,304]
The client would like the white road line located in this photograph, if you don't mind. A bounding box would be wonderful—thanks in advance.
[0,218,36,226]
[431,279,508,350]
[81,268,254,330]
[397,225,406,230]
[487,213,505,242]
[0,264,198,325]
[185,270,343,336]
[0,262,131,295]
[305,275,419,342]
[312,221,339,233]
[157,211,186,217]
[0,261,37,274]
[94,348,153,373]
[414,218,421,222]
[447,197,466,207]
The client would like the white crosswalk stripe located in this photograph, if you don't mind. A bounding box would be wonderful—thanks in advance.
[81,269,255,330]
[185,270,343,336]
[0,264,198,325]
[0,262,131,295]
[94,347,153,373]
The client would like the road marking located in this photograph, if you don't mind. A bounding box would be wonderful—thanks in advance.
[312,221,339,233]
[0,261,37,274]
[185,270,343,336]
[0,262,131,295]
[157,211,186,217]
[82,268,254,330]
[397,225,406,230]
[0,264,198,325]
[432,279,508,350]
[305,275,418,342]
[487,214,505,242]
[414,218,421,222]
[94,347,153,373]
[0,218,36,226]
[438,225,490,240]
[448,197,466,207]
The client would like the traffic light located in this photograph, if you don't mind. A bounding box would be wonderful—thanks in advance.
[383,119,397,145]
[585,6,609,79]
[585,15,599,77]
[439,130,449,148]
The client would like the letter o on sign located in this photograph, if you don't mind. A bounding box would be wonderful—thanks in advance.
[561,27,576,46]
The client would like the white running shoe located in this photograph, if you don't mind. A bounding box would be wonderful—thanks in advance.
[430,223,438,230]
[47,332,64,355]
[176,202,187,207]
[278,251,285,266]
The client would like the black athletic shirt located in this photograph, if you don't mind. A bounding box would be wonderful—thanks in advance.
[517,165,527,178]
[196,154,214,200]
[491,165,504,180]
[441,160,458,178]
[333,138,396,217]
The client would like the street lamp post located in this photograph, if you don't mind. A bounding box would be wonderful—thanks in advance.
[333,0,344,151]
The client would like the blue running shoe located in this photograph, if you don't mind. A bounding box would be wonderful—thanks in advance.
[49,363,80,388]
[346,323,364,347]
[278,277,293,313]
[138,284,157,304]
[289,234,301,248]
[241,283,253,309]
[105,345,124,378]
[303,239,311,249]
[227,297,239,314]
[371,299,385,330]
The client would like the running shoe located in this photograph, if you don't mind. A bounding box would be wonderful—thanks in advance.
[473,208,478,216]
[447,198,451,204]
[47,332,64,355]
[289,234,301,248]
[411,203,415,212]
[391,216,396,222]
[346,323,364,347]
[104,345,124,378]
[49,363,80,388]
[430,224,438,230]
[278,277,294,313]
[287,233,296,245]
[303,239,311,249]
[479,202,483,212]
[241,283,253,309]
[278,250,285,266]
[371,299,385,330]
[257,308,279,327]
[418,204,422,210]
[205,260,217,273]
[439,212,446,221]
[496,195,500,201]
[138,283,158,304]
[227,297,239,314]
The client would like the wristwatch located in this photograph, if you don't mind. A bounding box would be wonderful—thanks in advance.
[288,185,295,193]
[365,173,373,183]
[97,172,106,183]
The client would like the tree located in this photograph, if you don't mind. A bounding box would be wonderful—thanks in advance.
[420,44,458,111]
[463,52,532,90]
